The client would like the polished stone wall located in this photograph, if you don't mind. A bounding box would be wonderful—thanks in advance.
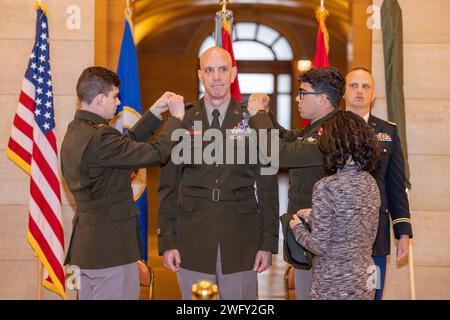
[372,0,450,299]
[0,0,93,299]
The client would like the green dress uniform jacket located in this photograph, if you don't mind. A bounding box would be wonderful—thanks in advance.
[61,109,182,269]
[157,98,279,275]
[249,110,337,213]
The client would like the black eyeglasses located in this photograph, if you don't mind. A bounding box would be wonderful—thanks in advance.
[298,89,323,100]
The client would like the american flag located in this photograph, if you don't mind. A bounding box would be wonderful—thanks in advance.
[6,4,66,299]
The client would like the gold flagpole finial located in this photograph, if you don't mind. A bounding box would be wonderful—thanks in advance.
[125,0,135,19]
[34,0,48,15]
[220,0,229,12]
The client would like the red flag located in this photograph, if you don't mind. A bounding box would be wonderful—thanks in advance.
[313,7,330,68]
[301,6,330,128]
[6,2,66,299]
[215,10,242,101]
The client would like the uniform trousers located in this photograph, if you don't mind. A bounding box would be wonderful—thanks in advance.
[78,262,139,300]
[373,255,387,300]
[294,268,312,300]
[177,246,257,300]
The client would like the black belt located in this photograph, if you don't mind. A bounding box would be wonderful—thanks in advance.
[182,187,255,202]
[76,190,132,210]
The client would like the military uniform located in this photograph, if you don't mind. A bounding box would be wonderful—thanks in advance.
[369,114,413,255]
[249,109,337,300]
[61,109,182,270]
[157,99,279,279]
[368,114,413,299]
[249,110,337,212]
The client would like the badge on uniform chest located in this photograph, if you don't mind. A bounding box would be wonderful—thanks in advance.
[229,112,253,140]
[376,132,392,142]
[186,122,202,136]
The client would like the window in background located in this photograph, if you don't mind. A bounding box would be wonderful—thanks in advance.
[198,23,294,129]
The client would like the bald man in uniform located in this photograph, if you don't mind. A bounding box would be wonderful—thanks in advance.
[157,47,279,300]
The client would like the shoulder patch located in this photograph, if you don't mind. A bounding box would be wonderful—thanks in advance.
[184,101,196,110]
[85,121,106,129]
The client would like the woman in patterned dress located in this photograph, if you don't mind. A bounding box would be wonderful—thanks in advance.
[290,110,381,300]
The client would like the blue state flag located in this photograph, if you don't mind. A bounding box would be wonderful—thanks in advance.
[112,19,148,261]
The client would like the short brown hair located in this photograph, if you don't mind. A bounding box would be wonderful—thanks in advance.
[76,66,121,104]
[319,110,380,175]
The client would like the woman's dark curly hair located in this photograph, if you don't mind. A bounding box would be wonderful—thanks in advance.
[319,110,380,175]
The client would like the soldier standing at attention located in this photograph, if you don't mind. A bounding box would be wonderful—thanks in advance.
[61,66,185,299]
[157,47,279,300]
[345,67,413,300]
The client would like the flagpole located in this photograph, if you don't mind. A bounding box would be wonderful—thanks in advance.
[221,0,228,12]
[320,0,324,8]
[36,0,43,301]
[405,191,416,299]
[36,259,42,300]
[408,241,416,299]
[125,0,134,23]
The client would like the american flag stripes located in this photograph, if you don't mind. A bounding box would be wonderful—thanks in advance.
[6,3,66,299]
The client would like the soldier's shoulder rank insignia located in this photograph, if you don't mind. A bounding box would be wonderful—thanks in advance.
[387,120,397,126]
[91,122,105,129]
[184,102,196,110]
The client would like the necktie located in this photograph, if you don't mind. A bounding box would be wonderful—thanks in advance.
[211,109,220,129]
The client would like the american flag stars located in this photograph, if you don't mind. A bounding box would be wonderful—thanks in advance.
[27,13,54,135]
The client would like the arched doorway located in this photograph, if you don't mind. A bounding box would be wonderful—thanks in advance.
[95,0,350,299]
[198,22,293,129]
